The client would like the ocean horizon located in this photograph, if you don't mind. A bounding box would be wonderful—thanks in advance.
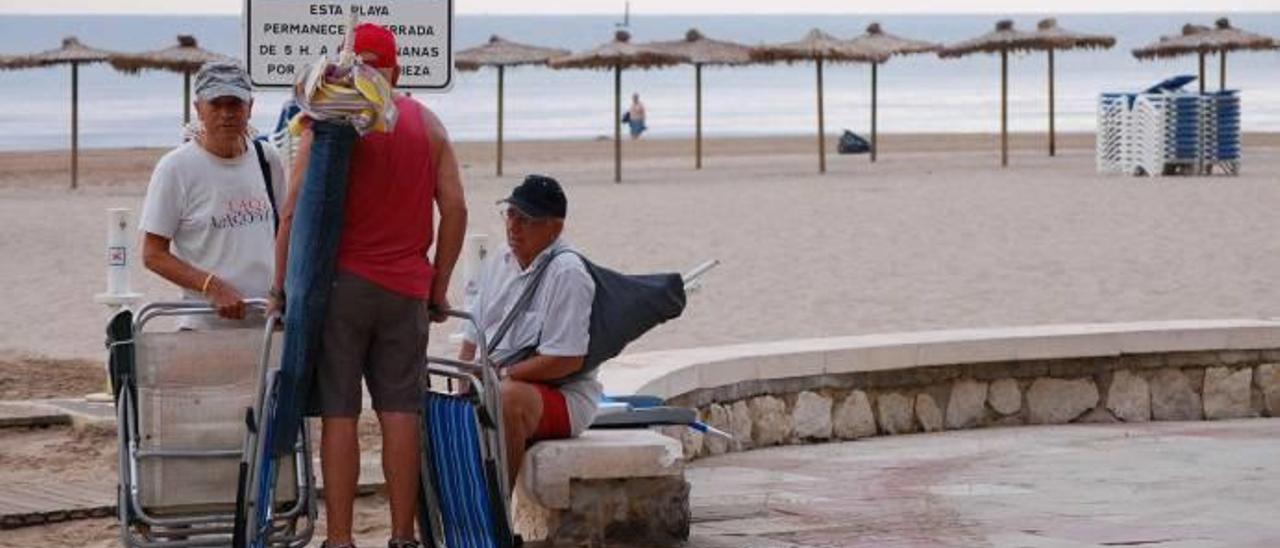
[0,12,1276,151]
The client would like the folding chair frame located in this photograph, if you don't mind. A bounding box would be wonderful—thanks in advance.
[112,301,315,548]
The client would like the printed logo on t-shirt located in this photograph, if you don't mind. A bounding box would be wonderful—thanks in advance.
[211,198,272,229]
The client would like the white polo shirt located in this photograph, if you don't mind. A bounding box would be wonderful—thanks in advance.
[461,238,600,436]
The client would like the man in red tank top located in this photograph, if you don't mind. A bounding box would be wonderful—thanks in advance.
[272,24,467,548]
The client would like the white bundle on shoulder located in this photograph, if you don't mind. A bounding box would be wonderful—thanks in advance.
[290,14,398,136]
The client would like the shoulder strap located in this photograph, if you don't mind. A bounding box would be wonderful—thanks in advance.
[252,140,279,235]
[486,249,565,355]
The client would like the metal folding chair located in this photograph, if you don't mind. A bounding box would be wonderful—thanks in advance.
[109,301,315,547]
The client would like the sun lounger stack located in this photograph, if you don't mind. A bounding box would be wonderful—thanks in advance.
[1095,76,1241,177]
[1096,93,1134,174]
[1201,91,1241,175]
[1135,91,1202,175]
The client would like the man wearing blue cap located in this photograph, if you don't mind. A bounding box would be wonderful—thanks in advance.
[460,174,600,486]
[141,60,284,328]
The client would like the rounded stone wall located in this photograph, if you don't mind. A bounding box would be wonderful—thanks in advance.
[596,320,1280,461]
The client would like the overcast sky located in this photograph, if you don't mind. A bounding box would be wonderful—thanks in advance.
[0,0,1275,15]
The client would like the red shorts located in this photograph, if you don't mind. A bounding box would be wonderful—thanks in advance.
[530,383,572,441]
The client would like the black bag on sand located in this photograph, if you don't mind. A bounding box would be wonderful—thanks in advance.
[490,250,687,385]
[838,130,872,154]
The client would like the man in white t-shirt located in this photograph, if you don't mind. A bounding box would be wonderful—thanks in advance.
[140,61,285,327]
[460,175,600,487]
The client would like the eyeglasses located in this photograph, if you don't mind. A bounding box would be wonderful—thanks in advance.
[498,206,550,228]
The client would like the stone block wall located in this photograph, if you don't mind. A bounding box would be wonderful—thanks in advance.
[661,352,1280,460]
[514,477,690,546]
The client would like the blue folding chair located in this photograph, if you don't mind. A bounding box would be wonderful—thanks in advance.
[417,310,518,548]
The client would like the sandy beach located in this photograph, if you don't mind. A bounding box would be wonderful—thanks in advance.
[2,131,1279,545]
[3,132,1279,364]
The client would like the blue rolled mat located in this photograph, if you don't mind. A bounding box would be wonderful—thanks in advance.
[271,121,358,455]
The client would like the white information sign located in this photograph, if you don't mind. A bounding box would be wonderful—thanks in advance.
[245,0,453,90]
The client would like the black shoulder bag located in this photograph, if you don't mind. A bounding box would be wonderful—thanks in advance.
[252,139,280,234]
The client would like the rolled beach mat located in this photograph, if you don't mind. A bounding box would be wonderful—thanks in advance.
[270,121,358,455]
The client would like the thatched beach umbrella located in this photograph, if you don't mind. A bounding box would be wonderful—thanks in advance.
[752,29,888,174]
[643,29,753,169]
[456,36,569,177]
[110,35,229,125]
[549,31,688,183]
[0,36,118,189]
[845,22,940,163]
[1032,19,1115,157]
[939,20,1042,168]
[1134,18,1276,93]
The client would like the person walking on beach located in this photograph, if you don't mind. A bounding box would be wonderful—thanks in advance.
[272,23,467,548]
[140,61,284,328]
[625,93,647,139]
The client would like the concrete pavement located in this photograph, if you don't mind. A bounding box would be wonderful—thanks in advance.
[685,419,1280,547]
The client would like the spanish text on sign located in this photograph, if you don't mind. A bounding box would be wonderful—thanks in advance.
[246,0,454,90]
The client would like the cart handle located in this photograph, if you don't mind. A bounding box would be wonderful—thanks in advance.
[136,299,271,331]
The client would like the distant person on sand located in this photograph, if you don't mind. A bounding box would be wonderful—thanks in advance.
[140,61,284,327]
[623,93,647,139]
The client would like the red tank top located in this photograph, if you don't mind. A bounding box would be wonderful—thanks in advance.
[337,95,436,299]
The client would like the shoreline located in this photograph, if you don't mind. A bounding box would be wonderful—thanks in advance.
[3,132,1277,191]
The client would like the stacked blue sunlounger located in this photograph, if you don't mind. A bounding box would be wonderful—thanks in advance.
[1095,76,1241,176]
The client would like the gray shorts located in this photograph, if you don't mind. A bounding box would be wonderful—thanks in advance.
[309,271,427,417]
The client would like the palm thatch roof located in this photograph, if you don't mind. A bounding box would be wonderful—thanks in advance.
[752,28,888,64]
[109,35,229,74]
[0,36,116,70]
[938,20,1044,58]
[642,28,753,66]
[455,35,570,72]
[549,30,689,70]
[1133,18,1276,59]
[1032,18,1116,51]
[846,22,940,58]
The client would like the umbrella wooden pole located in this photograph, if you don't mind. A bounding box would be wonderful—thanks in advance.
[695,64,703,170]
[71,62,79,190]
[1048,49,1056,157]
[1198,52,1206,94]
[614,65,622,183]
[817,58,826,174]
[1001,49,1008,168]
[1219,51,1226,91]
[497,65,505,177]
[871,62,878,163]
[183,71,191,125]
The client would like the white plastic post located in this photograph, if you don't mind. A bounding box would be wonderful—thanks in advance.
[450,233,489,343]
[93,208,144,310]
[89,208,142,402]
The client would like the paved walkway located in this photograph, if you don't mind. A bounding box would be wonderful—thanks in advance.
[6,406,1280,545]
[0,398,386,529]
[685,419,1280,547]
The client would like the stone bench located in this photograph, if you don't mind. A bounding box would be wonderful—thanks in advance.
[512,429,689,547]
